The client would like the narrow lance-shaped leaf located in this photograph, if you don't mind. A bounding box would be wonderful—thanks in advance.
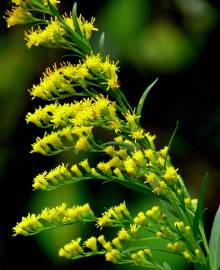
[72,2,83,37]
[98,32,105,56]
[163,262,173,270]
[136,78,158,125]
[209,206,220,270]
[47,0,62,20]
[193,172,209,239]
[163,121,179,169]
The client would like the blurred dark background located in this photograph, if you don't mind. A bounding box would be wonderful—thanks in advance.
[1,0,220,269]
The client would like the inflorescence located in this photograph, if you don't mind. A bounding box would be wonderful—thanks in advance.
[6,1,211,269]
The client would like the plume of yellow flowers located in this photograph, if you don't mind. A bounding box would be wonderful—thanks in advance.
[5,1,214,269]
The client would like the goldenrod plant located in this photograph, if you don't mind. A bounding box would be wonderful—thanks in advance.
[5,1,220,269]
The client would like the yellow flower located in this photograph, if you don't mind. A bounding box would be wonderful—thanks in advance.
[144,172,157,184]
[131,128,145,141]
[124,157,137,176]
[85,53,103,72]
[106,77,120,90]
[13,214,43,236]
[132,150,145,166]
[164,166,178,182]
[108,156,121,168]
[71,164,83,177]
[97,212,112,228]
[144,149,154,161]
[5,6,33,28]
[80,159,91,173]
[113,168,123,178]
[105,249,120,264]
[160,146,168,157]
[25,19,64,48]
[145,132,156,148]
[75,136,91,152]
[26,103,58,127]
[182,250,193,262]
[84,236,97,252]
[124,111,137,128]
[59,238,84,259]
[78,16,98,39]
[97,161,112,175]
[117,227,130,240]
[130,224,139,234]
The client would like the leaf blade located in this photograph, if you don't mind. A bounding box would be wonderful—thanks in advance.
[209,206,220,270]
[193,172,209,239]
[98,32,105,56]
[72,2,83,37]
[47,0,62,19]
[136,78,158,124]
[163,262,173,270]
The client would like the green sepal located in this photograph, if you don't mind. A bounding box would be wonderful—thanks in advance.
[209,206,220,270]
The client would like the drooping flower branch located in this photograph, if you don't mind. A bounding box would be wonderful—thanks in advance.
[5,1,220,270]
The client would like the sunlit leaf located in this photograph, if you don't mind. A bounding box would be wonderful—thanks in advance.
[209,206,220,270]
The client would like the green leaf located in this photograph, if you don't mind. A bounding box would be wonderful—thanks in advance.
[72,2,83,37]
[194,263,208,270]
[209,206,220,270]
[193,172,209,239]
[98,32,105,56]
[47,0,62,19]
[163,121,179,169]
[136,78,158,124]
[163,262,173,270]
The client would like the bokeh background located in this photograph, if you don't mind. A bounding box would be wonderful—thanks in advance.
[1,0,220,269]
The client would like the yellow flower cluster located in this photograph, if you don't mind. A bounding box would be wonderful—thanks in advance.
[31,129,183,197]
[64,14,98,40]
[11,0,60,6]
[5,6,33,28]
[13,203,95,236]
[57,205,165,268]
[29,96,121,156]
[28,55,119,101]
[7,1,204,269]
[6,0,60,28]
[133,206,164,227]
[26,96,117,128]
[25,19,64,48]
[155,218,205,264]
[96,202,131,228]
[24,14,97,48]
[130,248,152,267]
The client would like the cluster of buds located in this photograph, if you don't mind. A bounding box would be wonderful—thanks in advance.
[13,203,95,236]
[96,202,131,228]
[133,206,166,228]
[27,54,119,102]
